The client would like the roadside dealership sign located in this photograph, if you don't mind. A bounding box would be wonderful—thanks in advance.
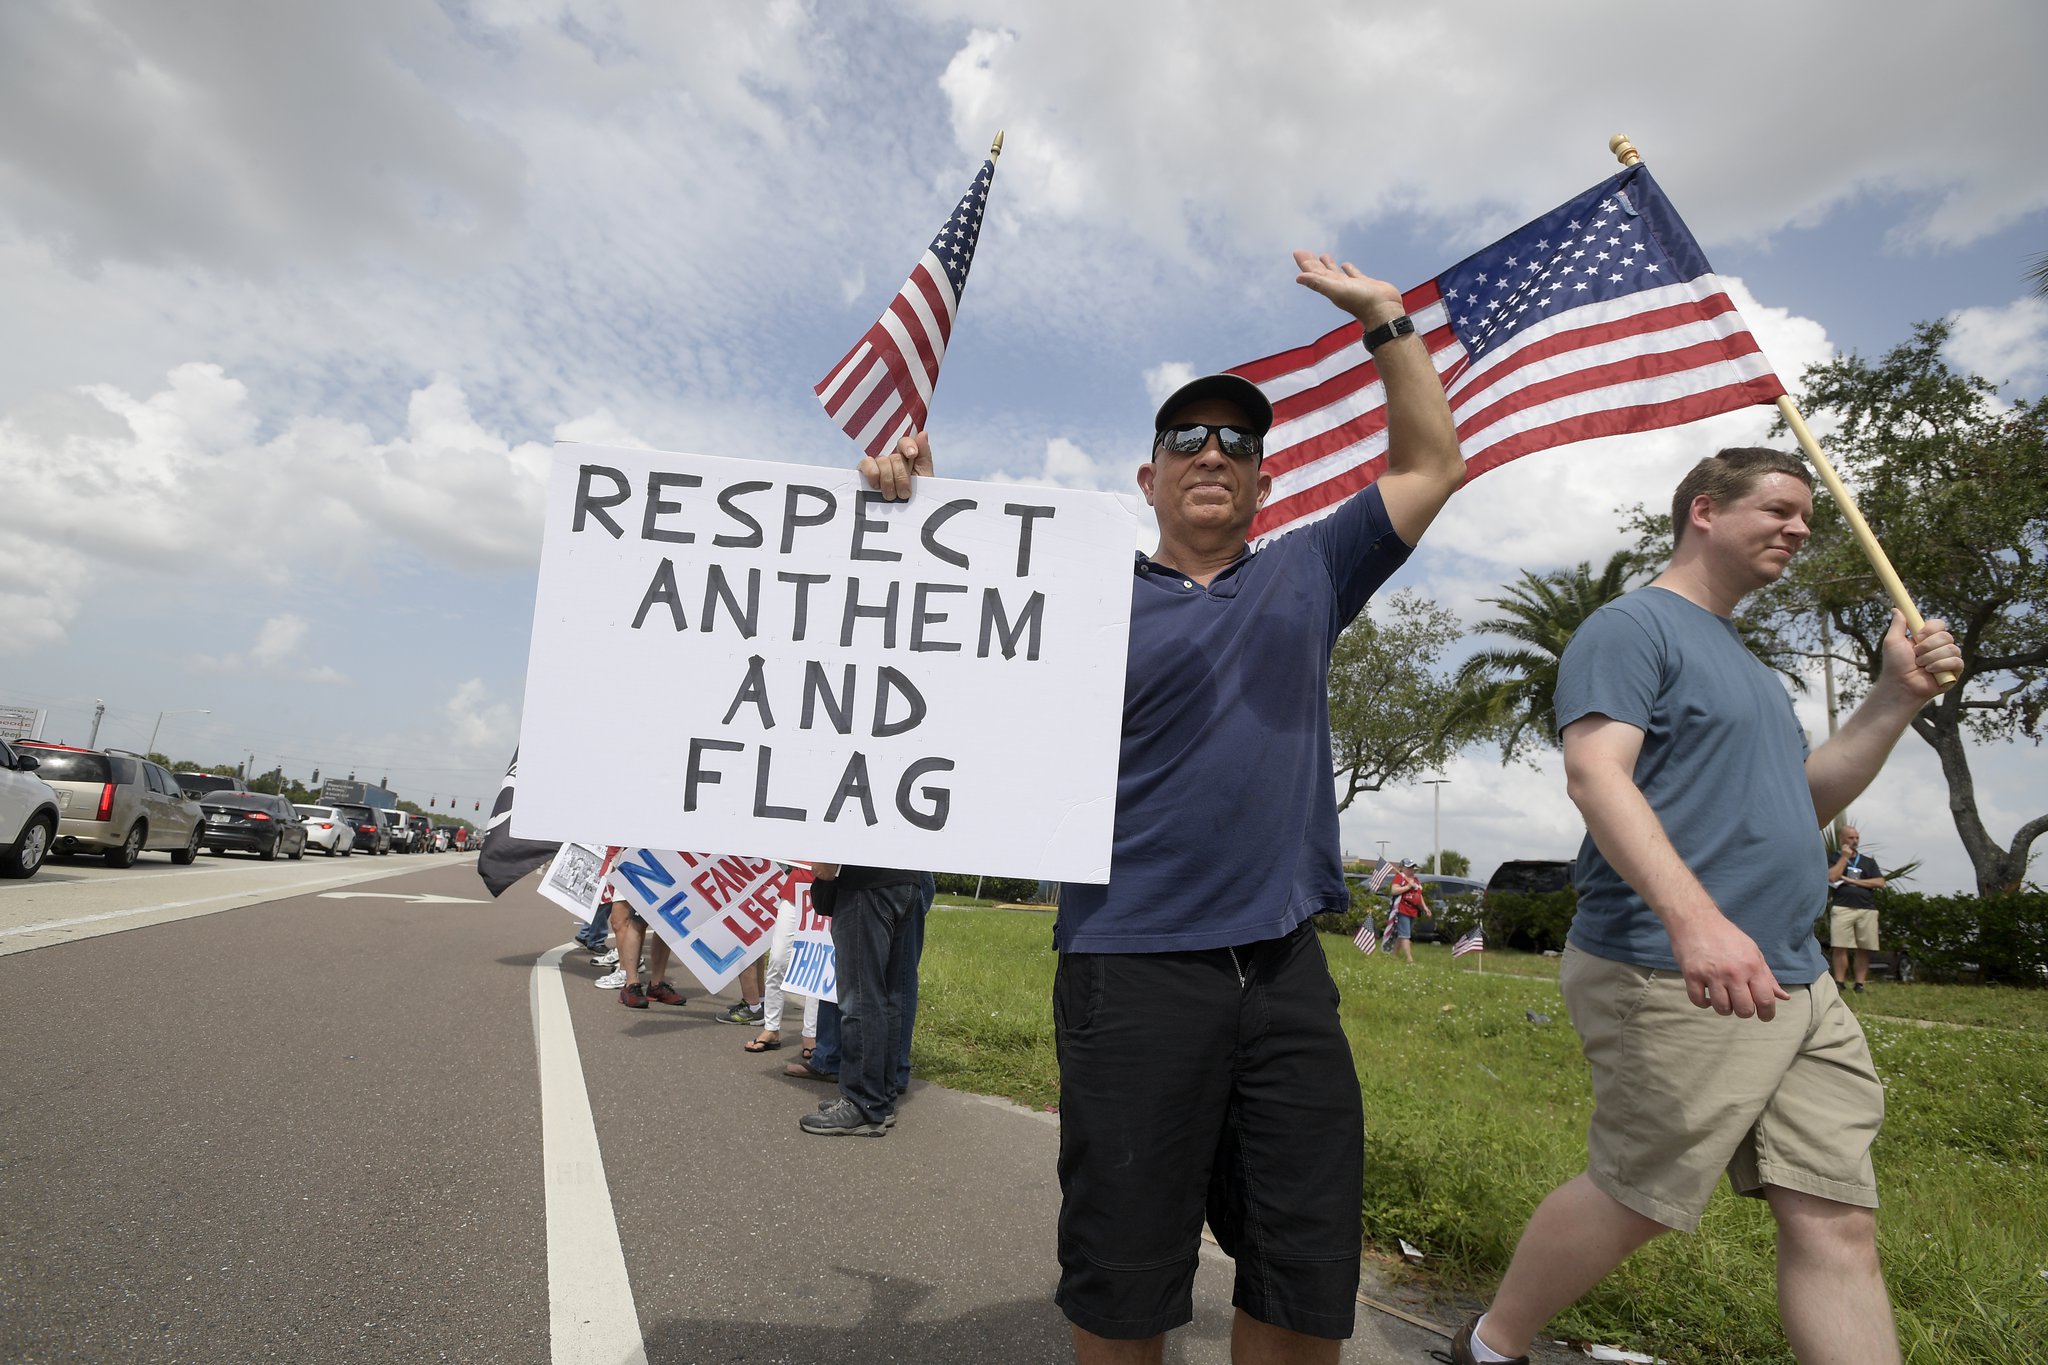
[0,706,45,742]
[515,445,1133,882]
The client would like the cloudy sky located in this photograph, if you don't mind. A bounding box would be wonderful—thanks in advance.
[3,0,2042,892]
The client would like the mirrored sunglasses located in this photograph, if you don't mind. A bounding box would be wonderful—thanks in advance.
[1155,423,1263,460]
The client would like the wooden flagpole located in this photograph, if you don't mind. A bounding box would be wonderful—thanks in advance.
[1609,134,1955,685]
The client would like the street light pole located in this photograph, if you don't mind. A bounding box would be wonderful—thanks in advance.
[1422,778,1450,874]
[147,708,211,756]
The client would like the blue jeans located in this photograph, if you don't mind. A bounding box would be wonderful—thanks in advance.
[820,874,933,1119]
[575,901,609,949]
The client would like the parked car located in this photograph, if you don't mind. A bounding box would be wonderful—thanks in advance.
[293,804,357,857]
[1484,859,1574,899]
[18,742,203,866]
[331,801,391,855]
[0,737,62,880]
[199,791,308,860]
[175,771,248,800]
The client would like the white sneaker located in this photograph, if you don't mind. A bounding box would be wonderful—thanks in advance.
[594,968,627,989]
[591,948,620,966]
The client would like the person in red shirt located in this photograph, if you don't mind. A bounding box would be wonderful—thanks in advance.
[1389,864,1433,965]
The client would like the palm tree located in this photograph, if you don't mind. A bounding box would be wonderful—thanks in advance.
[2030,249,2048,299]
[1449,550,1645,764]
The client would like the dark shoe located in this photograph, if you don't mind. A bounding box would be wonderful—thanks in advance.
[1448,1317,1527,1365]
[1853,982,1866,993]
[644,980,686,1006]
[620,982,649,1009]
[799,1098,886,1136]
[783,1060,837,1082]
[715,1001,765,1025]
[819,1096,895,1128]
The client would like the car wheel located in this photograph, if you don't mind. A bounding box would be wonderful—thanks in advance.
[258,835,279,862]
[342,842,354,857]
[106,822,145,868]
[210,847,226,856]
[170,825,202,866]
[1,817,54,879]
[289,837,304,861]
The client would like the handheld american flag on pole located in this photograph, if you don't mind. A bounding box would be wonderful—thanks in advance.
[1236,160,1785,544]
[1366,861,1396,893]
[815,135,1001,457]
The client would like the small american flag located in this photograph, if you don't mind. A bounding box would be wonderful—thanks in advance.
[1236,162,1785,544]
[1451,925,1486,958]
[1366,861,1396,893]
[815,153,997,458]
[1353,919,1380,955]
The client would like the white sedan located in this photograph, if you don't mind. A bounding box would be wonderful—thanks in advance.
[292,804,357,857]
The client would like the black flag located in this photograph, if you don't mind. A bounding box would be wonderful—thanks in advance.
[476,748,561,897]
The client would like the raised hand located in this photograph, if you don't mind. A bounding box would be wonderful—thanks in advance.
[1292,251,1405,329]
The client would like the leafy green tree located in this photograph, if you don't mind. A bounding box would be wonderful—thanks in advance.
[1328,590,1483,812]
[1447,551,1648,765]
[1432,848,1471,877]
[1760,321,2047,893]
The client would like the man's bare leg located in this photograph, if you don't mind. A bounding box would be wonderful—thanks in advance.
[1767,1186,1899,1365]
[1071,1326,1161,1364]
[616,913,646,987]
[1853,948,1870,988]
[1471,1174,1667,1357]
[1831,946,1849,985]
[738,957,765,1006]
[1230,1310,1340,1363]
[647,932,673,985]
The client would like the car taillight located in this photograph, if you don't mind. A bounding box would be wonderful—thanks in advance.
[246,812,272,822]
[317,821,334,830]
[95,783,115,821]
[360,824,377,834]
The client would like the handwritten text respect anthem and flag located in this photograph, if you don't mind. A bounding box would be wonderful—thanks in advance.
[514,446,1133,881]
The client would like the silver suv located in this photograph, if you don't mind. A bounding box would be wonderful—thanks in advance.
[0,737,62,879]
[17,742,204,867]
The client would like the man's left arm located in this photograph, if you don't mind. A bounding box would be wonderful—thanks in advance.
[1293,253,1464,546]
[1807,610,1960,824]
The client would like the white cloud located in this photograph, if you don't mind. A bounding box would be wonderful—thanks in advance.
[185,613,348,684]
[1143,362,1197,411]
[443,678,516,753]
[926,2,2048,255]
[1946,296,2048,391]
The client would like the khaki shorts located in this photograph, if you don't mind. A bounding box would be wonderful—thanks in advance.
[1831,905,1880,951]
[1559,944,1883,1232]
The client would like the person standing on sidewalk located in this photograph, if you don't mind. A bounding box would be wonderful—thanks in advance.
[1828,826,1887,993]
[798,865,931,1137]
[857,251,1465,1361]
[1449,449,1959,1365]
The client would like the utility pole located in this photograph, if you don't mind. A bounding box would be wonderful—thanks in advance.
[1423,777,1451,874]
[88,699,105,748]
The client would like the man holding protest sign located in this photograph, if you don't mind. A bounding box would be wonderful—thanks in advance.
[860,251,1464,1363]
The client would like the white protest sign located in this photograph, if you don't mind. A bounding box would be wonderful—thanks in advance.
[515,444,1133,881]
[606,848,782,993]
[537,842,613,920]
[778,868,836,1004]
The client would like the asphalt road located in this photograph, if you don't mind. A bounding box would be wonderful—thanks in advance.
[0,854,1510,1365]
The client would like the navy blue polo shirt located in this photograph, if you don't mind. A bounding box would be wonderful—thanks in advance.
[1056,485,1413,953]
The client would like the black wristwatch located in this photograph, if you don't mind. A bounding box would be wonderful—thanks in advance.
[1363,313,1416,352]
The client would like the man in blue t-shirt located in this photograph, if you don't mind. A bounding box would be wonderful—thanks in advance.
[1448,449,1959,1365]
[857,251,1465,1364]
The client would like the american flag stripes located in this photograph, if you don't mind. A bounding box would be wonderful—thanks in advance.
[1236,163,1786,544]
[1366,861,1396,893]
[1353,919,1380,956]
[815,156,997,458]
[1451,925,1486,958]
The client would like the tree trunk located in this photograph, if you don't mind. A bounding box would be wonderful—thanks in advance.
[1915,696,2041,894]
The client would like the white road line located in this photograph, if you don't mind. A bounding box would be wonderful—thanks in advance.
[531,944,648,1365]
[0,869,400,939]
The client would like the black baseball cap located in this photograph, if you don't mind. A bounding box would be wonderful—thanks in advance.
[1152,373,1274,437]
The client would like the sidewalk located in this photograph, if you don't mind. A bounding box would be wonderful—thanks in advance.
[556,930,1552,1365]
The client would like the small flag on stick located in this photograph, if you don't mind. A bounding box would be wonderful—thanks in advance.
[815,137,1001,458]
[1451,925,1486,958]
[1234,161,1785,545]
[1353,919,1380,956]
